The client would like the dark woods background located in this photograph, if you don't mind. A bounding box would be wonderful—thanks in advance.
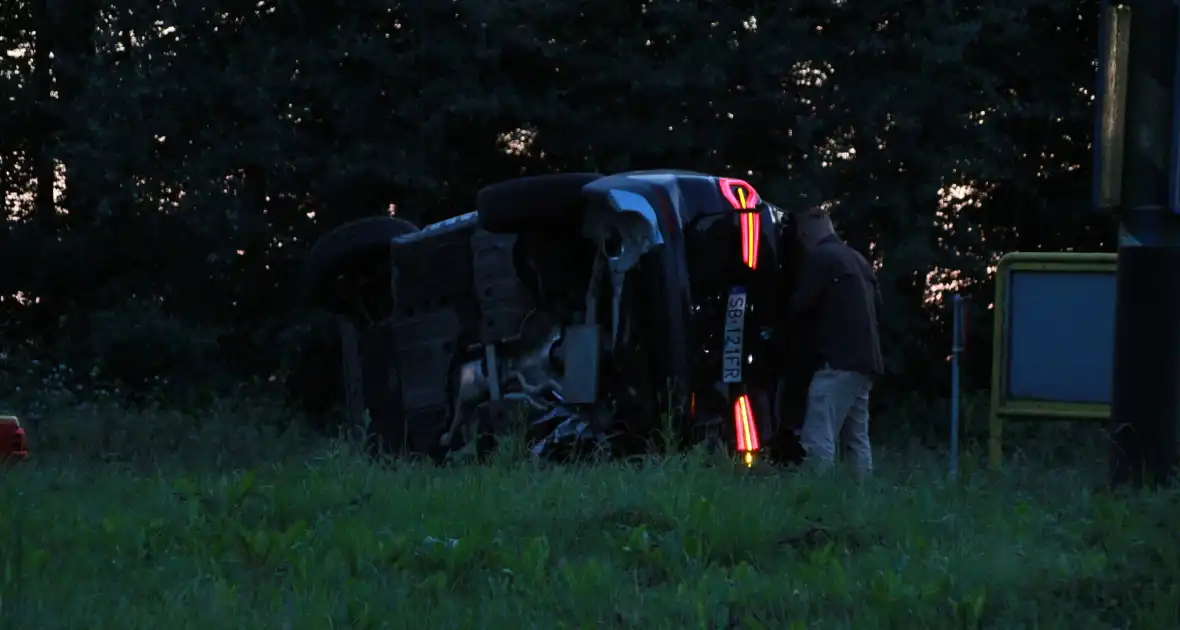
[0,0,1111,436]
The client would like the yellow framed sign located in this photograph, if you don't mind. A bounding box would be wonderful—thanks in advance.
[989,252,1118,467]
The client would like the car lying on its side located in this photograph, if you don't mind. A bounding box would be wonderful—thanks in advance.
[303,170,808,463]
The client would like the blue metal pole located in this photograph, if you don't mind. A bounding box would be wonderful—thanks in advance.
[950,295,962,481]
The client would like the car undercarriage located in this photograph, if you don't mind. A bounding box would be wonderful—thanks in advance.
[303,170,808,464]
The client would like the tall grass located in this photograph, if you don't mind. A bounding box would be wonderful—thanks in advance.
[0,393,1176,630]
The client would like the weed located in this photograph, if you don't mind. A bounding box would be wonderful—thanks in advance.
[0,390,1176,629]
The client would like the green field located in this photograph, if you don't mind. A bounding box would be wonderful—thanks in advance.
[2,406,1178,630]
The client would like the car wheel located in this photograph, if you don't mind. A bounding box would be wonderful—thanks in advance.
[303,216,419,321]
[476,173,605,233]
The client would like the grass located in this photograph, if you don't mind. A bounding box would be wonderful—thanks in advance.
[2,396,1179,629]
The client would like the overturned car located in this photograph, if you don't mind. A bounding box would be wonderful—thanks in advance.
[303,170,808,463]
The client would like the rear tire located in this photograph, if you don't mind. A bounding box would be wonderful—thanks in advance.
[476,173,604,233]
[305,216,417,456]
[303,216,419,318]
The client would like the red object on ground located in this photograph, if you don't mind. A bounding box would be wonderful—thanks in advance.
[0,416,28,461]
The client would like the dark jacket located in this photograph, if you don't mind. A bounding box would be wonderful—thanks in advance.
[790,235,884,376]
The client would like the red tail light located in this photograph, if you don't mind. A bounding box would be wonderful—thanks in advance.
[740,212,761,270]
[718,178,762,270]
[733,394,760,466]
[0,416,28,462]
[718,178,761,211]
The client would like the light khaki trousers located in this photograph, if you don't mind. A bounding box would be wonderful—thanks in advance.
[800,365,873,474]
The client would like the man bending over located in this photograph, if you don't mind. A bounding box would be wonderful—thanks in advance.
[790,209,884,474]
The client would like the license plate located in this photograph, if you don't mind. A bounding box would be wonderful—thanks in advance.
[722,287,747,383]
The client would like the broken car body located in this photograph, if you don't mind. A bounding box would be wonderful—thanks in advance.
[303,170,807,463]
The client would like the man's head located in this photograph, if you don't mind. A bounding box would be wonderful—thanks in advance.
[794,208,839,250]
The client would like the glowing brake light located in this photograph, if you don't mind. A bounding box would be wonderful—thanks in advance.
[740,212,760,270]
[733,394,760,465]
[1,416,27,462]
[718,178,761,270]
[718,178,760,210]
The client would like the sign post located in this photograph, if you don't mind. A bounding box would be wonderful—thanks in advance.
[949,295,966,481]
[1098,0,1180,486]
[988,253,1118,468]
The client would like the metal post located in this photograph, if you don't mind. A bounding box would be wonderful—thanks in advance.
[950,294,963,481]
[1109,0,1180,487]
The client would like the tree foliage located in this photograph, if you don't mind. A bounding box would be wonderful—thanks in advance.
[0,0,1108,422]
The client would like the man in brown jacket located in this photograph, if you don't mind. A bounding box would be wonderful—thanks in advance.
[790,209,884,474]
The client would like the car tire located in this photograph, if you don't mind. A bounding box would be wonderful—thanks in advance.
[476,173,605,233]
[304,216,419,316]
[338,317,368,443]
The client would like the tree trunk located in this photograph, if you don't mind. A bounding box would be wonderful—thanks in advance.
[48,0,98,223]
[31,0,55,225]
